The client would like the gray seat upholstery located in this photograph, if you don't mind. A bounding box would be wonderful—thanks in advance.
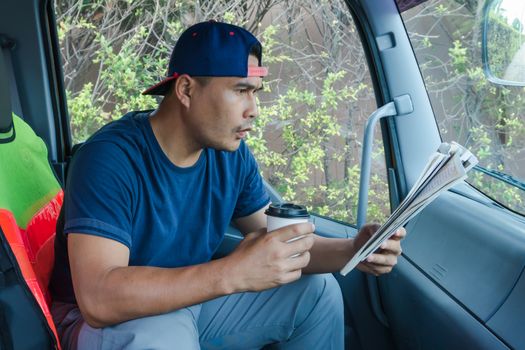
[0,35,14,140]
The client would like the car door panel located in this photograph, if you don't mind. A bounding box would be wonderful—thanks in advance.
[381,258,509,349]
[487,270,525,349]
[402,190,525,321]
[380,187,525,348]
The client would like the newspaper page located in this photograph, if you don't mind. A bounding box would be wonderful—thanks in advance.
[340,142,478,276]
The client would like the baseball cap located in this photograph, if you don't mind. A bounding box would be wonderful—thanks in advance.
[142,20,268,96]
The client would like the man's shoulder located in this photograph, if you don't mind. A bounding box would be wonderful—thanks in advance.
[91,110,150,141]
[78,111,151,154]
[69,111,153,175]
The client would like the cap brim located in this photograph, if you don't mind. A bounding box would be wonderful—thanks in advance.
[142,76,177,96]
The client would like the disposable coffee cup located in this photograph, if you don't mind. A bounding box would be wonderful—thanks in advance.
[266,203,311,257]
[265,203,310,233]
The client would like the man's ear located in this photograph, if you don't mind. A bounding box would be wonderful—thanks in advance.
[173,74,194,108]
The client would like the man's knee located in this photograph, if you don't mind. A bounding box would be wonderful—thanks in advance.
[303,273,344,312]
[288,273,344,327]
[283,274,344,347]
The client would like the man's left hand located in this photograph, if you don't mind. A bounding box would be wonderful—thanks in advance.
[354,223,406,276]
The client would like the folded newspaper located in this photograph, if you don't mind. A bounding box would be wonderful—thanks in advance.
[340,142,478,276]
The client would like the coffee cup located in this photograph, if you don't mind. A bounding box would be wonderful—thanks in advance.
[266,203,311,257]
[265,203,310,233]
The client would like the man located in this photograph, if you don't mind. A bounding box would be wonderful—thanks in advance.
[50,21,405,350]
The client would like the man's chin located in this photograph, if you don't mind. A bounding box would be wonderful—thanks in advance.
[225,140,242,152]
[211,140,242,152]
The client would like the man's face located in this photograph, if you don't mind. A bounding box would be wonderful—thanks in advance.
[186,55,263,152]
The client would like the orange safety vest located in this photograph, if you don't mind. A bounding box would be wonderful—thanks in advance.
[0,190,63,350]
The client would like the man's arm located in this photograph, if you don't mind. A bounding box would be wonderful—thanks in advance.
[303,226,405,275]
[69,233,232,328]
[69,222,315,328]
[233,204,269,233]
[233,209,405,275]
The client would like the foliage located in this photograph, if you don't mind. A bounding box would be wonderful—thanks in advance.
[57,0,525,226]
[404,0,525,215]
[56,0,390,226]
[247,70,382,223]
[67,27,163,138]
[486,12,525,79]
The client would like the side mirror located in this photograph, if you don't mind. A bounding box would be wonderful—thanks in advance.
[482,0,525,86]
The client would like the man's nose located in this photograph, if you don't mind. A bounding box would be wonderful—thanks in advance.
[244,94,259,119]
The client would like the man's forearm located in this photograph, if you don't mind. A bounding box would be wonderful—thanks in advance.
[79,258,233,328]
[302,235,356,274]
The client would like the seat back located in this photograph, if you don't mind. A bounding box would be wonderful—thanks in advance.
[0,35,61,349]
[0,36,13,138]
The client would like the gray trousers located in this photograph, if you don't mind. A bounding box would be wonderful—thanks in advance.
[52,274,344,350]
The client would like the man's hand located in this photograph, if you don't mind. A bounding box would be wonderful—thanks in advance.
[223,222,315,293]
[354,223,406,276]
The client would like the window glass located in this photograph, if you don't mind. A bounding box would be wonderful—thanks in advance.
[401,0,525,215]
[55,0,387,225]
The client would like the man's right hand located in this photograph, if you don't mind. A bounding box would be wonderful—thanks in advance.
[223,222,315,293]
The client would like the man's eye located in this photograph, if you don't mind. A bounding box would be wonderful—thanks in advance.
[239,89,249,94]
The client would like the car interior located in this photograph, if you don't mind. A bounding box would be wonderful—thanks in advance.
[0,0,524,349]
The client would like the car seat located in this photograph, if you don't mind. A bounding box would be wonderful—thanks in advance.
[0,34,62,349]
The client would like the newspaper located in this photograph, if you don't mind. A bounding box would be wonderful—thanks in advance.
[340,142,478,276]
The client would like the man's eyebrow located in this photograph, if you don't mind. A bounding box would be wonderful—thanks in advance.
[234,82,264,91]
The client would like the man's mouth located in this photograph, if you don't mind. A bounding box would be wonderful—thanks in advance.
[236,126,252,138]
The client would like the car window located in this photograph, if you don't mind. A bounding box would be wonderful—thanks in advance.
[56,0,387,226]
[400,0,525,215]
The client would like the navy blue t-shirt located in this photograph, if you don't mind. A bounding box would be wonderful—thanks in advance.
[50,111,270,303]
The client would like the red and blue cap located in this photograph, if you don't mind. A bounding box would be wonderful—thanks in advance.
[142,20,268,96]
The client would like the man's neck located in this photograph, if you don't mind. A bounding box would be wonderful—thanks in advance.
[149,107,203,168]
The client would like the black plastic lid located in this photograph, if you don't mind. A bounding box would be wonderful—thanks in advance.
[265,203,309,218]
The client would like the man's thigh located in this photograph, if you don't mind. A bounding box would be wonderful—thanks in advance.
[198,273,344,350]
[77,305,201,350]
[56,274,343,350]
